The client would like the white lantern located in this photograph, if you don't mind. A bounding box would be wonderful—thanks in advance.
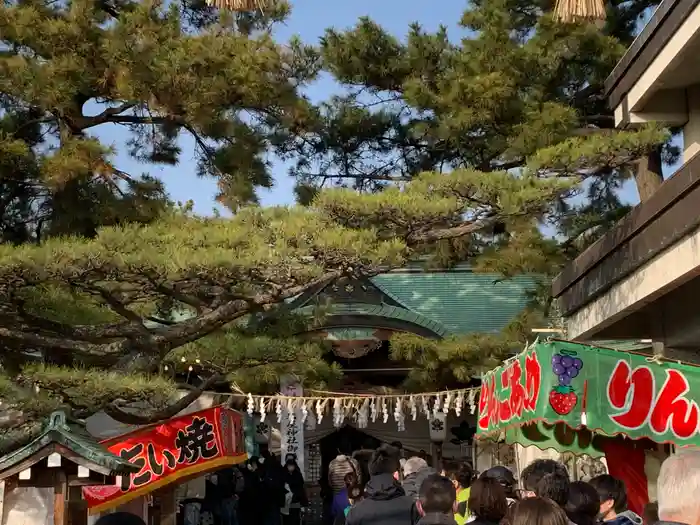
[429,412,447,443]
[254,416,271,444]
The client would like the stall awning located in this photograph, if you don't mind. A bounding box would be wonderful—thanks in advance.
[476,340,700,456]
[83,406,247,514]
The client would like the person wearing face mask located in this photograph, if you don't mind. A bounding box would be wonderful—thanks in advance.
[588,475,642,525]
[442,462,474,525]
[283,458,308,525]
[240,457,264,525]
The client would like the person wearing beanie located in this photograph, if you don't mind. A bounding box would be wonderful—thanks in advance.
[329,452,361,494]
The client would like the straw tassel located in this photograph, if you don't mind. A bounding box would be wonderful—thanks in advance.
[553,0,606,25]
[205,0,266,12]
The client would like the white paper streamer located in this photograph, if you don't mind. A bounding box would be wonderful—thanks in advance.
[443,391,452,414]
[454,390,464,417]
[238,388,479,425]
[409,396,418,421]
[247,393,255,416]
[259,397,267,421]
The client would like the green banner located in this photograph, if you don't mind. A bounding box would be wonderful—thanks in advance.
[477,340,700,452]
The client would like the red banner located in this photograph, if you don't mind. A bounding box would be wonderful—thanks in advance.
[83,406,246,514]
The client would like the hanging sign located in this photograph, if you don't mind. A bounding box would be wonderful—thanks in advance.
[477,340,700,452]
[429,413,447,442]
[83,406,246,514]
[280,376,305,477]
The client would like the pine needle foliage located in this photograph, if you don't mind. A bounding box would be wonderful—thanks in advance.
[0,0,668,434]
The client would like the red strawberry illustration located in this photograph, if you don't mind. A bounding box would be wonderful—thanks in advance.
[549,387,578,415]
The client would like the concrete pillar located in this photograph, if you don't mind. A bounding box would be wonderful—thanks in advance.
[684,85,700,162]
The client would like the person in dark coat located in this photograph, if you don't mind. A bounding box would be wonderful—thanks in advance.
[403,457,437,500]
[589,475,642,525]
[415,474,457,525]
[283,458,309,525]
[239,458,264,525]
[346,444,417,525]
[261,451,287,525]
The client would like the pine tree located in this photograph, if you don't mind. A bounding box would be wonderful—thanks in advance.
[280,0,672,386]
[0,0,668,442]
[289,0,671,257]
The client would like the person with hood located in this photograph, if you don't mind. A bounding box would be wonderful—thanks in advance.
[345,444,417,525]
[655,450,700,525]
[589,475,642,525]
[415,473,457,525]
[403,457,437,500]
[480,466,517,505]
[282,458,308,525]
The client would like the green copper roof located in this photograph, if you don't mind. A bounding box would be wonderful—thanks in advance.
[370,270,536,335]
[296,303,450,337]
[0,411,139,480]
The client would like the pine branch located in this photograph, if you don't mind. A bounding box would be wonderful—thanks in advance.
[103,373,222,425]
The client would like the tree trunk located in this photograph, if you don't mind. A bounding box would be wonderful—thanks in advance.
[634,148,664,202]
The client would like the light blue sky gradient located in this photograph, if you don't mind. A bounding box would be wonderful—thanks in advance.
[92,0,678,214]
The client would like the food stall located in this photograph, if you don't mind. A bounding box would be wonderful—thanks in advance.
[475,339,699,513]
[83,406,247,523]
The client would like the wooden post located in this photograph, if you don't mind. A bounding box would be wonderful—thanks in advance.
[54,472,67,525]
[432,443,443,472]
[158,487,177,525]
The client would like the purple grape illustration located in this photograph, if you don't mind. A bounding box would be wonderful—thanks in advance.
[551,351,582,388]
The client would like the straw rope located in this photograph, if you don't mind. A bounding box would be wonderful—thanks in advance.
[553,0,606,24]
[205,0,265,12]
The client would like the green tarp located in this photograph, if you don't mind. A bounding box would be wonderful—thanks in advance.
[476,340,700,456]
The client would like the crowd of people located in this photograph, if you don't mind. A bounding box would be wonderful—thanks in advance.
[317,443,682,525]
[92,444,700,525]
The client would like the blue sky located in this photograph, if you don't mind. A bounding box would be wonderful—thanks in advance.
[92,0,676,214]
[89,0,470,214]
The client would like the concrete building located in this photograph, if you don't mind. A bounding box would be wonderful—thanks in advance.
[553,0,700,355]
